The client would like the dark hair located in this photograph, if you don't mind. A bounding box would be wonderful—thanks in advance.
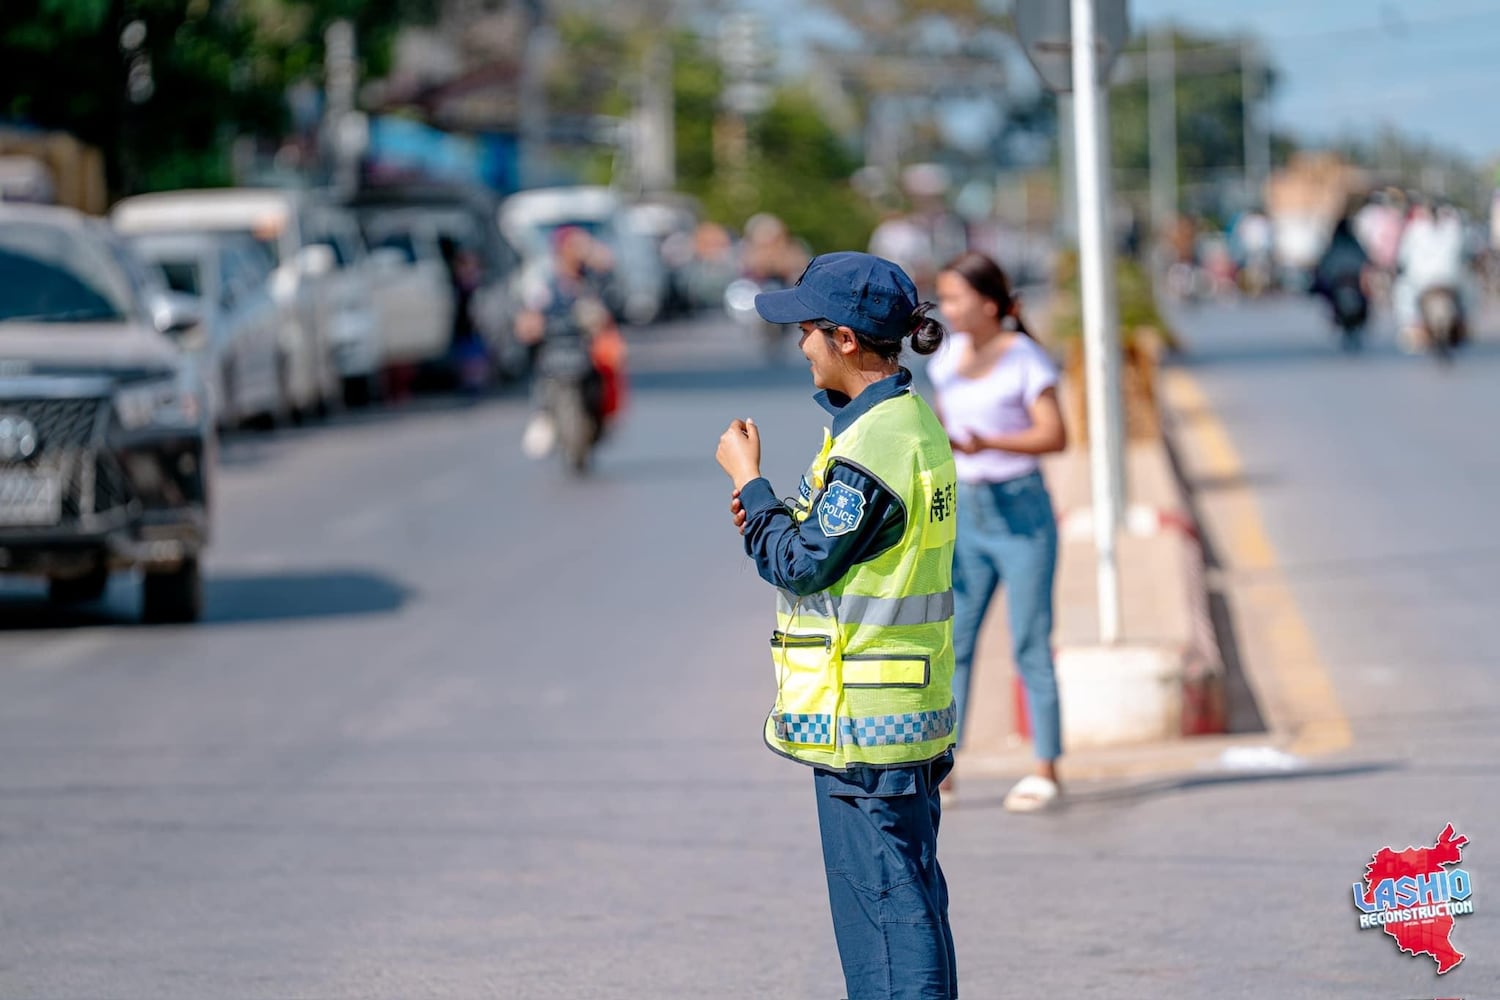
[941,250,1032,338]
[815,303,945,362]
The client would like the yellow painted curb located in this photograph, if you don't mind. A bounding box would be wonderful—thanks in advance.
[1160,367,1352,757]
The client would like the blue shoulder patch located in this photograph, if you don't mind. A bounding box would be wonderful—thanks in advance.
[817,480,867,537]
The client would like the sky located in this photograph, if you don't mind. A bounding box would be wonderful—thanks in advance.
[1133,0,1500,163]
[745,0,1500,165]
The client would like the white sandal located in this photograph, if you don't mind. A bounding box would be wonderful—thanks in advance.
[1003,774,1060,813]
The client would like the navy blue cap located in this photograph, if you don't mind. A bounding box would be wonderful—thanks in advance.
[755,251,920,341]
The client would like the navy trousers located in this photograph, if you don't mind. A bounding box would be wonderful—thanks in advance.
[813,750,957,1000]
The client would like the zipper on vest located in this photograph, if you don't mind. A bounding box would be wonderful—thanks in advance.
[770,631,832,649]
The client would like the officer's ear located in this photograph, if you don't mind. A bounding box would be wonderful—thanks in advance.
[833,326,860,356]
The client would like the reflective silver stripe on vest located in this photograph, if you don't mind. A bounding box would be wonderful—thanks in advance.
[777,590,953,628]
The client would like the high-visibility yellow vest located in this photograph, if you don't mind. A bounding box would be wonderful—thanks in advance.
[765,390,959,769]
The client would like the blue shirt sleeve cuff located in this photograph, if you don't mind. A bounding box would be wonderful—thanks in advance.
[738,477,781,516]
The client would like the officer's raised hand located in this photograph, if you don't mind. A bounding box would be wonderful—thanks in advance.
[716,418,761,490]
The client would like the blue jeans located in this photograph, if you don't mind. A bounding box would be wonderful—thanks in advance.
[814,751,957,1000]
[951,472,1061,761]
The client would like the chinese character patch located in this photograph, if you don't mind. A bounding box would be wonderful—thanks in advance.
[929,482,954,523]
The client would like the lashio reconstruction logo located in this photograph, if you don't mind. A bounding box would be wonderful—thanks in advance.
[1352,824,1474,974]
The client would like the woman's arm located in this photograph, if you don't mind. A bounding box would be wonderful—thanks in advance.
[953,386,1067,456]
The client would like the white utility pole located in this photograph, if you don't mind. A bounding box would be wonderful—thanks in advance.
[1241,39,1271,205]
[1070,0,1123,644]
[1057,95,1077,243]
[1148,28,1177,234]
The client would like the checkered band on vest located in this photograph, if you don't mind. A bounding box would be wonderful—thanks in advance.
[840,704,957,747]
[775,713,833,744]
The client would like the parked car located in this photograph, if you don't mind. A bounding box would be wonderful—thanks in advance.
[124,231,287,429]
[622,195,701,317]
[499,186,669,326]
[111,188,367,413]
[348,184,528,380]
[0,203,212,622]
[299,202,384,404]
[352,210,456,369]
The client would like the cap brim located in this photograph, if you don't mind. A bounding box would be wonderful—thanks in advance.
[754,286,819,325]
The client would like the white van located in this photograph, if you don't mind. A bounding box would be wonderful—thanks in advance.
[112,188,380,412]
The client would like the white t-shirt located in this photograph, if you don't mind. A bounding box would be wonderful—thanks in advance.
[927,332,1059,484]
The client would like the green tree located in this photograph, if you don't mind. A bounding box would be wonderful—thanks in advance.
[0,0,437,197]
[1106,30,1282,218]
[545,16,874,252]
[719,87,874,254]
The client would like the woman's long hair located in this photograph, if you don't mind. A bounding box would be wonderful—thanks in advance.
[941,251,1032,338]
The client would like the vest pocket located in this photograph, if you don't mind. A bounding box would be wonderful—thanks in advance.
[842,654,930,689]
[770,631,838,747]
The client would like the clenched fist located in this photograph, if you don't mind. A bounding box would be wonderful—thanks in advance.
[716,418,762,490]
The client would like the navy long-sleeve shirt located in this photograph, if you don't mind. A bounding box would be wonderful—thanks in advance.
[739,370,913,596]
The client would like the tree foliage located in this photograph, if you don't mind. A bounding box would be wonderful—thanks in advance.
[0,0,437,196]
[547,18,875,253]
[1106,30,1278,209]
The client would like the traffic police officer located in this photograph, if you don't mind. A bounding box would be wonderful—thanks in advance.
[715,252,959,1000]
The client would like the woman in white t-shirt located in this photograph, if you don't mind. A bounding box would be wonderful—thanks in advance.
[928,252,1068,811]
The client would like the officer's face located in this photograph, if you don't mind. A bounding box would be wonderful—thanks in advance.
[798,321,841,390]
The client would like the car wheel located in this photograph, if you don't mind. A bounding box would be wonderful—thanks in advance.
[142,558,203,624]
[267,352,297,430]
[48,565,110,605]
[342,373,379,408]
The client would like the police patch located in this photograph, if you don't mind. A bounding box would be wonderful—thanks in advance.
[817,481,867,537]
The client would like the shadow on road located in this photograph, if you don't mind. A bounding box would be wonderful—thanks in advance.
[954,760,1401,814]
[1064,759,1400,807]
[201,569,411,624]
[0,568,411,630]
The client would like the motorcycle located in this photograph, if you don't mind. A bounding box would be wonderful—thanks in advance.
[1417,286,1465,363]
[533,336,602,475]
[1326,274,1369,351]
[724,276,793,361]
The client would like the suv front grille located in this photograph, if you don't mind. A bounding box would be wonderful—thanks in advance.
[5,397,108,455]
[0,397,129,526]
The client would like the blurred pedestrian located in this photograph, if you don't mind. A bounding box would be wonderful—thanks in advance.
[740,212,809,287]
[439,235,488,394]
[929,251,1067,812]
[716,252,960,1000]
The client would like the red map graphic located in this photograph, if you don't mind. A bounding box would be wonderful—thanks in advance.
[1358,824,1468,973]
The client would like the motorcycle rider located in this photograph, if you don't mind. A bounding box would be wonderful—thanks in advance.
[1311,212,1371,327]
[1394,199,1469,353]
[516,226,617,459]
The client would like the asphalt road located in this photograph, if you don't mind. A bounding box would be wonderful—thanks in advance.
[0,304,1496,998]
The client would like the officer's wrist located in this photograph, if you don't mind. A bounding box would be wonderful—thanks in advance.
[732,467,762,492]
